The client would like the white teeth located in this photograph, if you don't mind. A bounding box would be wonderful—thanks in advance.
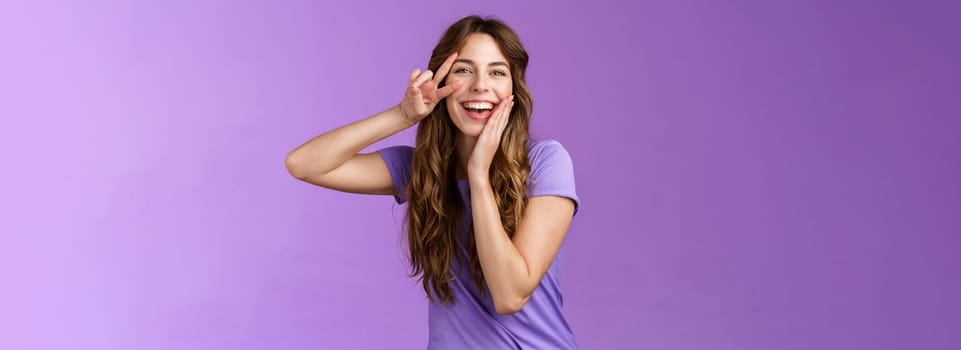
[462,102,493,110]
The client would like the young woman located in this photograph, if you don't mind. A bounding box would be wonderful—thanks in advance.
[285,15,580,349]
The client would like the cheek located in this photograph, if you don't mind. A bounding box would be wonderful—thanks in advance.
[497,82,513,99]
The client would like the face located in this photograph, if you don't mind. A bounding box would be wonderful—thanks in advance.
[444,33,514,138]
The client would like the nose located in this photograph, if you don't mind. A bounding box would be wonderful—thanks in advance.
[469,74,490,93]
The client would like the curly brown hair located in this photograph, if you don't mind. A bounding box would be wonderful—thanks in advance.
[405,15,534,305]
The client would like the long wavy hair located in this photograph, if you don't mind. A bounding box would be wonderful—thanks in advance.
[405,15,533,305]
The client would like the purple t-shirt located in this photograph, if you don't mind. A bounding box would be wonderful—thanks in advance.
[377,139,580,349]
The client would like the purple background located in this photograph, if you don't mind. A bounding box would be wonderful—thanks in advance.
[2,0,959,349]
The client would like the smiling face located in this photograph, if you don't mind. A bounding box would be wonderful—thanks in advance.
[444,33,514,138]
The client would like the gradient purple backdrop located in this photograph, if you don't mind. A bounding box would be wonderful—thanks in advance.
[1,0,959,349]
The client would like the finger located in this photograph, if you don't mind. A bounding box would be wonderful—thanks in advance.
[409,68,421,83]
[494,100,511,133]
[433,52,459,85]
[487,95,511,118]
[411,70,434,88]
[498,100,512,122]
[496,95,514,120]
[498,98,515,131]
[407,83,423,101]
[502,101,515,130]
[412,70,433,87]
[479,113,497,141]
[435,80,463,99]
[481,95,512,134]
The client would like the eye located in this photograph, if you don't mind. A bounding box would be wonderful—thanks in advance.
[455,67,473,75]
[492,70,507,77]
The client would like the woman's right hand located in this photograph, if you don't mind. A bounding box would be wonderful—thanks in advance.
[399,52,464,124]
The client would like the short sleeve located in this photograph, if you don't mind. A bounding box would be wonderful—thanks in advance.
[527,139,580,216]
[376,145,414,204]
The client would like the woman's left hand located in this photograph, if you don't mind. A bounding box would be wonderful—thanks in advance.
[468,95,515,181]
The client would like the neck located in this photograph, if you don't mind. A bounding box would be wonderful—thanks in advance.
[454,133,476,181]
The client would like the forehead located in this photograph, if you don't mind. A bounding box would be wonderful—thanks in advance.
[456,33,508,65]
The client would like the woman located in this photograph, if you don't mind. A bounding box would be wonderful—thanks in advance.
[285,15,580,349]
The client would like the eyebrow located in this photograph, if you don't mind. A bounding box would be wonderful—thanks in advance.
[453,58,509,68]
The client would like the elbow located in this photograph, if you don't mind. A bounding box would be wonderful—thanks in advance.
[284,151,306,179]
[494,295,530,315]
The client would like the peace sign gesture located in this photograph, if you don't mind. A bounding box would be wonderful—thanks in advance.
[399,52,464,123]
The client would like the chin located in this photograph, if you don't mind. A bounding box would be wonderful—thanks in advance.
[453,121,484,138]
[460,128,483,138]
[449,110,486,137]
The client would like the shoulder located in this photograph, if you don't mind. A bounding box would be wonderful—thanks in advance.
[376,145,414,175]
[377,145,414,164]
[525,138,579,213]
[375,145,415,204]
[526,138,574,172]
[527,139,570,166]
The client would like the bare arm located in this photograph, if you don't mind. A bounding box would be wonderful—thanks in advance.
[284,105,414,195]
[284,52,463,195]
[465,96,576,315]
[470,186,575,315]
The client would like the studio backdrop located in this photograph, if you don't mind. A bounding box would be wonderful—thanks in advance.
[1,0,958,349]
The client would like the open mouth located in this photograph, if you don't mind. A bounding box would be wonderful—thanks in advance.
[461,101,495,120]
